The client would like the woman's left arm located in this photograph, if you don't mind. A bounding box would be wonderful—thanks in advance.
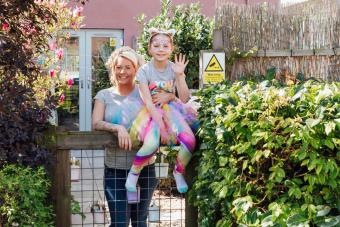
[172,53,190,103]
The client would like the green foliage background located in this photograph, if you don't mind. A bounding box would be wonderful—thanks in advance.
[190,80,340,226]
[0,165,54,227]
[137,1,213,88]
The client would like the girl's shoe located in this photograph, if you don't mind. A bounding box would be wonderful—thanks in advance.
[173,170,188,193]
[127,186,140,204]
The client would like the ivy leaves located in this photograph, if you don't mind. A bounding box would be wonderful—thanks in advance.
[191,80,340,226]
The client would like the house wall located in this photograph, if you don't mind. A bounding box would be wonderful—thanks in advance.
[75,0,279,47]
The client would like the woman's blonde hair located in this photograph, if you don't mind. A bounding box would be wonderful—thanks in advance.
[105,46,145,86]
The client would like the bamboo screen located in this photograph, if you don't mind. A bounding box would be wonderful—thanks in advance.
[215,0,340,81]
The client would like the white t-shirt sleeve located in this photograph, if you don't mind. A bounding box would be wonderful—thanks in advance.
[94,90,106,103]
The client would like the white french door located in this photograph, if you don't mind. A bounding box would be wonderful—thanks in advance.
[61,29,123,131]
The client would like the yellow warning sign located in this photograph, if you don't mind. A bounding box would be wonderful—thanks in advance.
[110,38,116,47]
[205,54,223,72]
[203,72,225,84]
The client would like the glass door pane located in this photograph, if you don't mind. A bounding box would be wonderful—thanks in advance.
[91,37,117,97]
[59,37,80,130]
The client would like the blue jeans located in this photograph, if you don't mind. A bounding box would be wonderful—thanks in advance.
[104,164,158,227]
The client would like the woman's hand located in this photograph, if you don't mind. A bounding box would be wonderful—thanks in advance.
[152,89,176,106]
[116,125,132,151]
[172,53,189,76]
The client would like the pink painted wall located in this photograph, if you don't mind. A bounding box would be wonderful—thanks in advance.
[75,0,279,47]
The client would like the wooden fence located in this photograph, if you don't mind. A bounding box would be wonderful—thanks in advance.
[51,129,198,227]
[213,0,340,80]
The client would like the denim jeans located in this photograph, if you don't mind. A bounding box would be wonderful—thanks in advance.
[104,164,158,227]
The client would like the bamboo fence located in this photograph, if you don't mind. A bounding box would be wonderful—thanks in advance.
[215,0,340,81]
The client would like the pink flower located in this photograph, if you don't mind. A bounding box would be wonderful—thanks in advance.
[49,41,57,51]
[60,1,67,8]
[50,69,55,78]
[59,94,65,103]
[72,6,83,17]
[2,23,9,31]
[65,32,71,39]
[55,48,64,60]
[67,79,73,88]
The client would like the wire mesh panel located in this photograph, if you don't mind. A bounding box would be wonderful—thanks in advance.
[70,149,107,226]
[69,148,185,227]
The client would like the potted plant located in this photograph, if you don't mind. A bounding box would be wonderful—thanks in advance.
[154,147,170,179]
[148,200,160,223]
[70,157,80,182]
[90,201,107,224]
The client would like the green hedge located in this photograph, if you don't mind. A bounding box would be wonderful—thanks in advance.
[0,165,54,227]
[190,80,340,226]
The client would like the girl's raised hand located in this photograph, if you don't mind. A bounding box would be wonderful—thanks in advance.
[172,53,189,76]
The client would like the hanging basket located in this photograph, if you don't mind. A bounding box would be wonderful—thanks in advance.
[155,162,169,179]
[91,202,107,224]
[148,200,160,223]
[70,157,80,182]
[155,152,169,179]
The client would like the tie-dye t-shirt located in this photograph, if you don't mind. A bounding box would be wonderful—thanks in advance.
[94,86,144,130]
[136,59,175,95]
[94,86,146,169]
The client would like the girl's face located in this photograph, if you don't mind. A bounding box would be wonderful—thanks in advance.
[114,56,136,86]
[148,34,173,62]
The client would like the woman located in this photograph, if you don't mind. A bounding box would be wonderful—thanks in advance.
[92,46,175,227]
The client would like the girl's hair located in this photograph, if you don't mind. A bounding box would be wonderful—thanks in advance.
[105,46,145,86]
[147,28,176,48]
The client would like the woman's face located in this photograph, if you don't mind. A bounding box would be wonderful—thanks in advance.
[148,34,173,62]
[114,56,136,86]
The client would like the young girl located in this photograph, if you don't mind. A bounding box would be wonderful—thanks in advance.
[125,28,197,194]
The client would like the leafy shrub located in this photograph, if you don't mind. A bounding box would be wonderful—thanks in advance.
[0,165,54,226]
[93,42,116,94]
[191,80,340,226]
[0,0,83,167]
[137,1,214,88]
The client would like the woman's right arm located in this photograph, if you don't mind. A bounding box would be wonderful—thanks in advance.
[92,100,132,150]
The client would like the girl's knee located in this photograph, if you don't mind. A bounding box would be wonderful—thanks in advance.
[142,138,159,152]
[178,131,196,152]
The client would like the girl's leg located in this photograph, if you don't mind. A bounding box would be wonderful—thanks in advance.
[125,120,160,192]
[164,104,196,193]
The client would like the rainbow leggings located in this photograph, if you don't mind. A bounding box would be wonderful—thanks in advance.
[129,102,196,175]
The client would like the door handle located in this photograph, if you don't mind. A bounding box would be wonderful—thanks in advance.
[87,77,94,89]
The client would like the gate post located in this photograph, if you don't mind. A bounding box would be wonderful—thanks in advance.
[52,148,71,227]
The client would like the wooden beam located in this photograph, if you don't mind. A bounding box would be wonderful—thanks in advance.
[213,29,224,50]
[185,155,199,227]
[315,49,335,56]
[256,49,292,57]
[252,48,340,57]
[291,49,314,56]
[335,48,340,56]
[52,149,71,227]
[56,131,117,150]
